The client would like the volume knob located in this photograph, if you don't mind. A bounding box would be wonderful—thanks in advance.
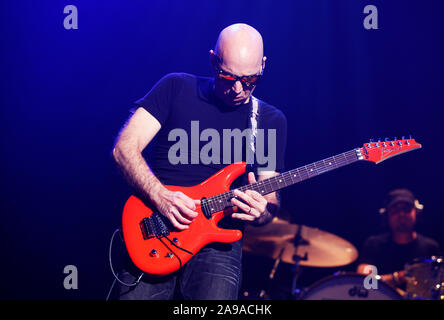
[150,249,158,257]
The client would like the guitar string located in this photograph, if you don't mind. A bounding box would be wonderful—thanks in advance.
[201,149,360,214]
[202,154,356,212]
[202,150,358,211]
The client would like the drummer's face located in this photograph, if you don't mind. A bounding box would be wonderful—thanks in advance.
[387,202,417,232]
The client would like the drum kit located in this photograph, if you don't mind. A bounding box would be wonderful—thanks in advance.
[241,217,444,300]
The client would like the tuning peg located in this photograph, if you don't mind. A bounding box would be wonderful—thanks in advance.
[394,136,397,141]
[375,138,381,147]
[402,136,405,140]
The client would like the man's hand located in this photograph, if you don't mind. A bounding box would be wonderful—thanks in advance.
[230,172,269,223]
[152,188,201,230]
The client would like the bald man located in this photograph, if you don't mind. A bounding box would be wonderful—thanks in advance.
[113,23,287,300]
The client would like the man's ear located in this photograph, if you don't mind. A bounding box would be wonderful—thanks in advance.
[262,56,267,71]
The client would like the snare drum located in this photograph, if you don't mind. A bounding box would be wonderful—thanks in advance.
[302,273,402,300]
[405,256,444,300]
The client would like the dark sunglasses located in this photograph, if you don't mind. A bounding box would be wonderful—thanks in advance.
[214,56,263,88]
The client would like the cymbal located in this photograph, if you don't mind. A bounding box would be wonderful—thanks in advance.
[243,217,358,267]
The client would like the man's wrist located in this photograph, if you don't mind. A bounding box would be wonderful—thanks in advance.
[143,174,167,205]
[392,271,400,285]
[250,207,274,226]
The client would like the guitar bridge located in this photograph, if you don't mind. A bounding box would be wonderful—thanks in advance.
[140,213,171,239]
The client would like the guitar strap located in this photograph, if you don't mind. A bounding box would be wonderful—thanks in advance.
[247,95,259,172]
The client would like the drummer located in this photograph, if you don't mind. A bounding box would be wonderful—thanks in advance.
[357,189,441,292]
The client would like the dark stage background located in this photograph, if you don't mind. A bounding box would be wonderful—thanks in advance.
[1,0,443,299]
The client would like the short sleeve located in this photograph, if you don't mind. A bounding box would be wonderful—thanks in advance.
[133,73,180,126]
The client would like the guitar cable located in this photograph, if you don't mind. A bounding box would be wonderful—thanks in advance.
[164,235,194,255]
[106,228,144,300]
[157,236,183,269]
[106,229,193,300]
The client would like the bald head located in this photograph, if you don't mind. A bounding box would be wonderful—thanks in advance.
[213,23,265,76]
[210,24,266,106]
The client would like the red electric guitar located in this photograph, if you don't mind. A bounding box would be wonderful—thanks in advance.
[122,137,421,276]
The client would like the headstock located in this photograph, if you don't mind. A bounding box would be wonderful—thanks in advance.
[358,136,421,164]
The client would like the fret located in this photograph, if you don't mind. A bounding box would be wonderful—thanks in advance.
[318,160,327,173]
[260,180,270,194]
[306,164,316,177]
[332,155,340,168]
[268,178,278,192]
[314,161,324,174]
[323,158,333,172]
[275,175,286,188]
[330,157,338,168]
[302,165,311,179]
[298,167,310,181]
[266,176,275,191]
[295,168,304,181]
[293,168,300,181]
[288,170,296,184]
[341,152,347,164]
[257,180,267,195]
[312,163,318,174]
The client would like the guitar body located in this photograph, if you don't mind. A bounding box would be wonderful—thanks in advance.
[122,162,246,276]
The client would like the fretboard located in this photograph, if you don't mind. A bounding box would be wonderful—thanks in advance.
[201,149,361,215]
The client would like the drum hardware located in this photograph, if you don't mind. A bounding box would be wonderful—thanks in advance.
[257,247,285,300]
[301,273,403,300]
[242,217,358,267]
[405,256,444,300]
[290,225,309,299]
[242,217,359,299]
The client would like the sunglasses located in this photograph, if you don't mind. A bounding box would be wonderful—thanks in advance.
[214,56,263,88]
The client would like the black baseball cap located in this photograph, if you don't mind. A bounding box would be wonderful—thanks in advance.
[379,189,423,214]
[385,189,416,209]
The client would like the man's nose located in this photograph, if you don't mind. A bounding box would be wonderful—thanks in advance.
[395,210,409,216]
[232,80,243,94]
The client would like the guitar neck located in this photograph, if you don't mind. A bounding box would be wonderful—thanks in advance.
[202,148,362,214]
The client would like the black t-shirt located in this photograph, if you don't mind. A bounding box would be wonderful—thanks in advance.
[358,233,441,275]
[133,73,287,187]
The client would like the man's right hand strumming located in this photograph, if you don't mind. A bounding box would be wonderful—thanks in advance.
[151,187,200,230]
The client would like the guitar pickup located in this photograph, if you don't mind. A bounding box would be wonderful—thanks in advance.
[140,213,171,240]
